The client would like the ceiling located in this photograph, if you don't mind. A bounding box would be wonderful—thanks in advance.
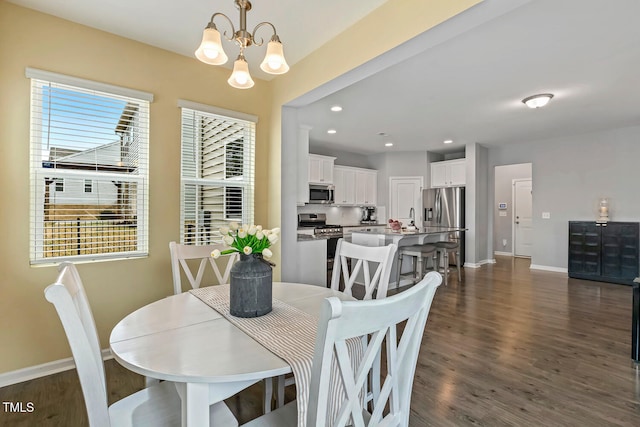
[11,0,640,156]
[7,0,388,80]
[297,0,640,154]
[299,0,640,153]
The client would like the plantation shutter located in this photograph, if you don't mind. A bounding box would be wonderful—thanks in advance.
[178,100,256,245]
[27,68,152,264]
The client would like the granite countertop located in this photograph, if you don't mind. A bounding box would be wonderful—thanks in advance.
[297,234,331,242]
[342,224,387,228]
[350,226,465,236]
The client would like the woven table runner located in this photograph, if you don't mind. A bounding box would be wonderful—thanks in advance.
[190,285,362,427]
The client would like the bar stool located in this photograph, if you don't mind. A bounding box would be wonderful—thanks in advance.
[434,241,461,286]
[396,244,437,286]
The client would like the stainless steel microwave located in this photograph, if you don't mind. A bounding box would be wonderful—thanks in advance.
[309,184,334,204]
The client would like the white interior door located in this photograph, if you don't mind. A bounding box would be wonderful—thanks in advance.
[513,179,532,257]
[389,177,423,226]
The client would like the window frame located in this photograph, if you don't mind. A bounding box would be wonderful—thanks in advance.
[178,100,257,245]
[27,68,153,264]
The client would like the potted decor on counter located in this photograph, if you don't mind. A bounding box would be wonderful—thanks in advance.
[388,218,402,232]
[212,222,279,318]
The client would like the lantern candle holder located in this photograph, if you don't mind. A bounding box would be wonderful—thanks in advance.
[597,198,609,224]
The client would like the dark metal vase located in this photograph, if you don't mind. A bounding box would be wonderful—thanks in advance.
[229,253,273,317]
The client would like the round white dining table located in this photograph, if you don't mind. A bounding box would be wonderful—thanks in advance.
[109,282,352,427]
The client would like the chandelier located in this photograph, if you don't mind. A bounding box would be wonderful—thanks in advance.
[195,0,289,89]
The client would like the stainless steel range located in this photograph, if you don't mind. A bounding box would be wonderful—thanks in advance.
[298,214,343,287]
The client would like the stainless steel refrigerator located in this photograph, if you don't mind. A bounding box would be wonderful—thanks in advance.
[423,187,465,264]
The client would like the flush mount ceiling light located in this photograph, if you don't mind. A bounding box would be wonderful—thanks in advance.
[522,93,554,109]
[195,0,289,89]
[330,105,343,112]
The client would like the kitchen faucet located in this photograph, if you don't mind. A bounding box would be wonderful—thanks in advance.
[409,207,415,226]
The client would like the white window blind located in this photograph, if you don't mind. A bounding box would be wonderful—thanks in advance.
[179,101,256,245]
[28,69,151,264]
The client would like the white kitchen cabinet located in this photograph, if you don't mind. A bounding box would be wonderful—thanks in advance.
[333,166,356,205]
[295,238,327,287]
[308,154,335,184]
[333,166,377,206]
[355,169,377,206]
[430,159,466,187]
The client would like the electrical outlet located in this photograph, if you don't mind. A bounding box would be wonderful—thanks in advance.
[502,239,507,247]
[542,212,551,219]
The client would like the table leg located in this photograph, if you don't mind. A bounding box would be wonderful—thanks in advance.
[183,382,209,427]
[174,380,258,426]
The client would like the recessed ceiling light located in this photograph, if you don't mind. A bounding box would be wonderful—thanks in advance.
[443,139,453,144]
[378,132,388,137]
[327,129,337,134]
[522,93,554,108]
[385,142,393,147]
[330,105,342,112]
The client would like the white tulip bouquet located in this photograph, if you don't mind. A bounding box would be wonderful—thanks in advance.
[211,222,280,261]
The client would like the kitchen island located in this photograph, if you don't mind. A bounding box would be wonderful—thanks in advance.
[351,226,465,288]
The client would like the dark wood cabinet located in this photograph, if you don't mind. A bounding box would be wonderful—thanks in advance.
[568,221,639,285]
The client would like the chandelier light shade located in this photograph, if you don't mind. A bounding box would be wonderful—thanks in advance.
[195,25,228,65]
[195,0,289,89]
[260,37,289,74]
[228,54,255,89]
[522,93,554,108]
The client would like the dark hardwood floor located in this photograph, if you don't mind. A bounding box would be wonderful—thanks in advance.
[1,256,639,426]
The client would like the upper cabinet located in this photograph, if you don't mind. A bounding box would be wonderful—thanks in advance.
[355,169,377,206]
[308,154,336,184]
[334,166,356,205]
[431,159,466,187]
[334,165,377,206]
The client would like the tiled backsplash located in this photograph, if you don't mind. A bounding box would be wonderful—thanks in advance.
[297,205,384,226]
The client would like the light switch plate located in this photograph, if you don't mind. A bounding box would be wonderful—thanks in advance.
[542,212,551,219]
[499,211,507,217]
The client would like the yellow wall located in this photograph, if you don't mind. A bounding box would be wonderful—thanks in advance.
[0,2,272,373]
[0,0,478,374]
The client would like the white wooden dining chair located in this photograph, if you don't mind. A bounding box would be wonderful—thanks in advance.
[273,239,398,409]
[169,241,280,414]
[44,262,238,427]
[169,241,238,294]
[243,271,442,427]
[331,238,398,300]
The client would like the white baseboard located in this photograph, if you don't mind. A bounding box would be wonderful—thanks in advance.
[0,349,112,388]
[464,259,495,268]
[494,251,513,256]
[530,264,568,273]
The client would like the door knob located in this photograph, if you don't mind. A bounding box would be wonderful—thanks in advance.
[516,221,520,224]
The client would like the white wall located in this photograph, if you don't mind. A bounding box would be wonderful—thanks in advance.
[465,143,490,266]
[309,145,373,169]
[368,151,429,216]
[487,125,640,270]
[493,163,532,254]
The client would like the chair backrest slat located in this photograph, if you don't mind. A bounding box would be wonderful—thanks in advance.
[169,241,238,294]
[308,271,442,427]
[330,239,398,300]
[44,262,110,427]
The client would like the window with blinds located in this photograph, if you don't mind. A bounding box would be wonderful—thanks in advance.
[179,101,256,245]
[27,68,152,264]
